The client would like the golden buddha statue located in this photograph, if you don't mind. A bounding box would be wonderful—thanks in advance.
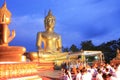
[36,10,62,53]
[30,10,68,63]
[0,1,15,46]
[0,1,26,62]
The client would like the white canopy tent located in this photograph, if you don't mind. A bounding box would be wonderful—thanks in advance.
[68,51,103,56]
[67,50,104,63]
[83,51,103,56]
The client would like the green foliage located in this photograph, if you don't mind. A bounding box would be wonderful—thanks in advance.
[80,40,96,50]
[69,44,79,52]
[62,38,120,63]
[62,47,69,52]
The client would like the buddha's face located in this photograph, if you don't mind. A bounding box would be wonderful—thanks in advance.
[3,17,11,24]
[0,14,11,24]
[45,17,55,30]
[47,17,55,27]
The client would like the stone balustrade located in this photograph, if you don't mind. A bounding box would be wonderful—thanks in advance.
[0,62,38,79]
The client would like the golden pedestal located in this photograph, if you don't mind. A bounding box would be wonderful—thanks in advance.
[0,46,26,62]
[29,52,68,70]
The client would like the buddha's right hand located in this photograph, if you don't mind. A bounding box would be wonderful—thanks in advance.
[8,30,16,43]
[11,30,16,38]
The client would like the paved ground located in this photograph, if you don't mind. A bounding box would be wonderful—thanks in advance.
[38,70,63,80]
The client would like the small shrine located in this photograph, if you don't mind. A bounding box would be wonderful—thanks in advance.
[0,1,42,79]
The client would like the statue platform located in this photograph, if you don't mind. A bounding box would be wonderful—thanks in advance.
[29,52,68,70]
[0,46,26,62]
[30,52,68,61]
[0,62,42,80]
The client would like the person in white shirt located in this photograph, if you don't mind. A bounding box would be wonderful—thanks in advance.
[96,69,103,80]
[81,68,92,80]
[76,69,81,80]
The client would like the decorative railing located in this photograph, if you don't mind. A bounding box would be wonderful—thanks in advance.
[37,62,54,71]
[0,62,38,79]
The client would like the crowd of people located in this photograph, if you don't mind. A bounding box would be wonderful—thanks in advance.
[61,60,120,80]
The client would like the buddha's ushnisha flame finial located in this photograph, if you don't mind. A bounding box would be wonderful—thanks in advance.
[48,10,53,16]
[45,10,55,19]
[2,0,7,8]
[44,10,55,24]
[0,0,11,24]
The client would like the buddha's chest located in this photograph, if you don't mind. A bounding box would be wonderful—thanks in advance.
[42,33,58,40]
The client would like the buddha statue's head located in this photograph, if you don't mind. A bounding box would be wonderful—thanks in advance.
[44,10,55,31]
[0,1,11,24]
